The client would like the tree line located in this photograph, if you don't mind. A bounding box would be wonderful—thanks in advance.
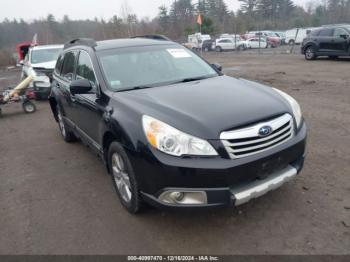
[0,0,350,66]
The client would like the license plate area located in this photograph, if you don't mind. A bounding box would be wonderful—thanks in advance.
[257,156,286,180]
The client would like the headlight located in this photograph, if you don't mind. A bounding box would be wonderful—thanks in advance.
[142,115,218,157]
[273,88,303,128]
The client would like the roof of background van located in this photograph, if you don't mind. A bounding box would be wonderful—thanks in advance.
[32,45,64,50]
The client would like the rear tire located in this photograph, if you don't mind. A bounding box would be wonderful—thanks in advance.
[289,40,295,46]
[56,105,77,143]
[305,46,317,60]
[108,141,142,214]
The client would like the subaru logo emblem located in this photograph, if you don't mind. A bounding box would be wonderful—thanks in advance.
[258,126,273,137]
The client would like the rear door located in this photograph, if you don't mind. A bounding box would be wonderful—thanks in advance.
[318,28,335,53]
[57,51,78,124]
[332,27,350,54]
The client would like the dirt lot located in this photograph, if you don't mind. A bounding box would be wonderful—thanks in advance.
[0,54,349,255]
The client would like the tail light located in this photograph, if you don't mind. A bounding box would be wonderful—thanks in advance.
[26,89,36,100]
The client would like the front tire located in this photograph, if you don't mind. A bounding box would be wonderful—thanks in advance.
[215,46,222,52]
[305,46,317,60]
[108,142,142,214]
[22,101,36,113]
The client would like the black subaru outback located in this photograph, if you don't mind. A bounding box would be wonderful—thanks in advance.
[49,37,307,214]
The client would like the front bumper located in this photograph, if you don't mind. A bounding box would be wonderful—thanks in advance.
[33,82,51,99]
[130,122,307,208]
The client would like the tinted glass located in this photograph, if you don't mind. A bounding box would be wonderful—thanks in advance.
[31,48,61,64]
[310,30,320,36]
[54,54,64,75]
[319,29,333,37]
[76,51,97,89]
[334,28,348,37]
[98,45,218,91]
[61,52,77,81]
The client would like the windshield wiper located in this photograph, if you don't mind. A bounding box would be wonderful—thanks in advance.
[117,86,154,92]
[171,75,216,85]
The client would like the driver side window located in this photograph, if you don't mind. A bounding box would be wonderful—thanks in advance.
[76,51,97,91]
[334,28,347,38]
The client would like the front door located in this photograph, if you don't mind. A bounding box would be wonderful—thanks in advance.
[332,28,350,54]
[69,50,104,149]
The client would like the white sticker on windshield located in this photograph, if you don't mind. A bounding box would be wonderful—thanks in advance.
[167,49,192,58]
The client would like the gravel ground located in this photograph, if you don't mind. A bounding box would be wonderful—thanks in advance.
[0,53,349,255]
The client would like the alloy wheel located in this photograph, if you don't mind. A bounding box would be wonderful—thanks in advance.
[112,152,132,203]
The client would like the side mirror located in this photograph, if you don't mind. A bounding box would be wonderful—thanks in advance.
[70,79,92,95]
[340,34,349,39]
[211,63,222,72]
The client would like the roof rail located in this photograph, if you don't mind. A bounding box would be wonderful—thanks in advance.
[64,38,97,49]
[130,34,171,41]
[322,23,350,27]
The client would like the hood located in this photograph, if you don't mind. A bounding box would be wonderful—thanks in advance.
[114,76,291,139]
[31,60,56,70]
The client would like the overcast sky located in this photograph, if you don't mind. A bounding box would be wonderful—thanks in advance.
[0,0,314,21]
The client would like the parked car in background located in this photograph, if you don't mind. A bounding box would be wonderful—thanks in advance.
[202,39,215,52]
[21,45,63,99]
[49,37,306,214]
[186,33,211,51]
[301,25,350,60]
[213,37,248,52]
[246,37,268,49]
[274,31,286,45]
[244,31,280,48]
[285,28,317,46]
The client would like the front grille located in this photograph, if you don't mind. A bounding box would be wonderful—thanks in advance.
[220,114,294,159]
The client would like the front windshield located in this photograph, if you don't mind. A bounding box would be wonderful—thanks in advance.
[98,45,218,91]
[31,48,61,64]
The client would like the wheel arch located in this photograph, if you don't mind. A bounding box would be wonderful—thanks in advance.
[304,43,318,55]
[102,128,135,173]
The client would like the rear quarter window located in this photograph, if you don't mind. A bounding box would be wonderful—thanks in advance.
[61,52,77,81]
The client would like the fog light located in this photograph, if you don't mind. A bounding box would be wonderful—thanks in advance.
[170,191,185,202]
[158,190,207,205]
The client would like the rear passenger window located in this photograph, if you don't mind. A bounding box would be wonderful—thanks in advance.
[76,51,97,90]
[310,30,320,36]
[61,52,77,81]
[319,29,333,37]
[54,54,64,75]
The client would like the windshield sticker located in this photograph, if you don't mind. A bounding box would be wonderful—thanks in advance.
[167,49,192,58]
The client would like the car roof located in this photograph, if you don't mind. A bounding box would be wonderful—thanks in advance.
[94,38,176,51]
[32,44,64,50]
